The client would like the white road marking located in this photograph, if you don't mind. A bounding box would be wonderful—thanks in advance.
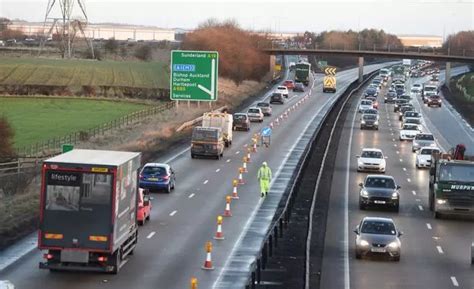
[426,223,432,230]
[391,133,394,136]
[392,138,395,141]
[169,210,177,216]
[188,193,195,199]
[235,151,240,155]
[396,151,399,154]
[216,169,220,173]
[412,190,416,195]
[146,231,156,239]
[436,246,444,254]
[119,258,129,269]
[416,198,421,202]
[403,167,407,171]
[450,276,459,287]
[418,205,423,211]
[399,158,403,162]
[394,144,397,147]
[407,178,411,182]
[226,159,231,163]
[203,180,209,184]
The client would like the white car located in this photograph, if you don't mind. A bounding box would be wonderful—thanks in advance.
[275,86,289,98]
[412,133,436,152]
[358,100,373,113]
[416,147,440,168]
[411,84,422,94]
[247,107,264,122]
[399,124,422,141]
[357,148,386,173]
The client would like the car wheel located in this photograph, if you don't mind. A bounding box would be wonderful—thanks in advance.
[392,255,400,262]
[146,214,150,221]
[138,220,144,226]
[247,127,250,131]
[359,203,365,210]
[191,154,195,159]
[434,211,440,219]
[171,180,175,190]
[165,184,171,194]
[393,204,399,213]
[355,251,362,259]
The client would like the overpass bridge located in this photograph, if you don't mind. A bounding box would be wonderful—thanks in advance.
[263,48,474,83]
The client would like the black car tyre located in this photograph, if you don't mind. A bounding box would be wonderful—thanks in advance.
[355,251,362,259]
[165,184,171,194]
[392,255,400,262]
[359,203,366,210]
[393,204,399,213]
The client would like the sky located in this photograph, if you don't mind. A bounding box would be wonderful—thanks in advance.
[1,0,473,36]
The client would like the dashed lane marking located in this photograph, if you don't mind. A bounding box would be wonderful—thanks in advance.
[426,223,432,230]
[436,246,444,254]
[188,193,195,199]
[216,169,220,173]
[235,151,240,155]
[450,276,459,287]
[407,178,411,182]
[169,210,177,216]
[204,180,209,184]
[146,232,156,239]
[226,159,231,163]
[403,168,407,171]
[412,190,416,195]
[418,205,423,211]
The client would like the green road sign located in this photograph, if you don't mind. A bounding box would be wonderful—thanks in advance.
[318,61,327,68]
[62,144,74,153]
[170,50,219,101]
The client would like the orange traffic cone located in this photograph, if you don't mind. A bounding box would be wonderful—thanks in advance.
[246,148,252,163]
[214,215,225,240]
[191,277,198,289]
[238,167,245,185]
[202,241,214,270]
[270,122,274,129]
[232,179,239,199]
[224,196,232,217]
[242,157,248,173]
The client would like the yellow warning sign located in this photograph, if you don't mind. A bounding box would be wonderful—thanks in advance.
[324,66,337,76]
[274,64,282,71]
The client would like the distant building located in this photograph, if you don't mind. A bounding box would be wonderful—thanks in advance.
[8,21,176,41]
[397,34,443,48]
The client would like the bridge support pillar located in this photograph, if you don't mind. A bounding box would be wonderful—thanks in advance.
[269,55,276,79]
[358,57,364,83]
[445,62,451,85]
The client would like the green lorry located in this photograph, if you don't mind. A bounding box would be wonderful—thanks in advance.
[429,145,474,219]
[295,62,311,86]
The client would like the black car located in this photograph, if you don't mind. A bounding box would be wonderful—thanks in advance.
[394,99,409,112]
[359,175,400,212]
[270,92,284,104]
[384,91,397,103]
[364,87,378,98]
[294,82,305,92]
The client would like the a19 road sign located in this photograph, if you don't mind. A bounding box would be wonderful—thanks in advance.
[170,50,219,101]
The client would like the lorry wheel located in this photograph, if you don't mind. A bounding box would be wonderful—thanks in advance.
[138,220,144,226]
[191,154,195,159]
[434,211,440,219]
[111,251,121,274]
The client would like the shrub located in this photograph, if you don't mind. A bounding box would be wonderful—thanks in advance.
[0,116,15,160]
[135,44,153,61]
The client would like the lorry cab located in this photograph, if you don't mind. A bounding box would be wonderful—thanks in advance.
[137,188,151,226]
[191,127,225,160]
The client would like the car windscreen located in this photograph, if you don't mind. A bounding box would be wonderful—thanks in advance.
[405,112,419,117]
[192,129,218,141]
[405,118,421,124]
[403,125,418,130]
[361,151,382,158]
[361,220,396,235]
[363,115,377,120]
[429,95,440,99]
[248,108,260,113]
[420,148,438,155]
[272,93,282,98]
[234,114,247,121]
[365,177,396,188]
[425,86,437,92]
[142,166,166,176]
[45,171,113,211]
[395,84,405,89]
[364,109,377,115]
[257,103,270,107]
[416,134,434,141]
[361,100,372,105]
[439,163,474,183]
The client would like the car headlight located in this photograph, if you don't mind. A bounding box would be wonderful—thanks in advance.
[374,121,379,125]
[437,199,447,205]
[360,240,370,247]
[388,241,399,249]
[360,189,368,197]
[361,120,366,124]
[429,143,436,147]
[391,192,399,199]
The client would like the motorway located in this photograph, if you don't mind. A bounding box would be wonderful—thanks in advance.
[0,61,392,289]
[321,79,474,289]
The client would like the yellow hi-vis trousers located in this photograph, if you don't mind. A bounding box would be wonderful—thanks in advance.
[260,178,270,196]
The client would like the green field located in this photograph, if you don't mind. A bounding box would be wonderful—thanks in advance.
[0,98,147,148]
[0,57,169,89]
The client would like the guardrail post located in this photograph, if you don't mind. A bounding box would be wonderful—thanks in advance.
[251,272,256,289]
[269,236,273,257]
[262,243,268,270]
[256,258,261,284]
[274,227,278,247]
[279,219,284,237]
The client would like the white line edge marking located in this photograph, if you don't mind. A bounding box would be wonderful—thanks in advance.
[436,245,444,254]
[426,223,432,230]
[146,231,156,239]
[169,210,177,216]
[418,205,423,211]
[450,276,459,287]
[188,193,195,199]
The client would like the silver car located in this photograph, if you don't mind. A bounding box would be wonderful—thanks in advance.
[412,133,435,152]
[256,102,272,116]
[354,217,402,261]
[247,107,264,122]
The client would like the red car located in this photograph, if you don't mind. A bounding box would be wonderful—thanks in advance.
[283,80,295,90]
[137,188,152,225]
[427,95,442,107]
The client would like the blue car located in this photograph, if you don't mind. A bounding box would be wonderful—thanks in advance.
[139,163,176,193]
